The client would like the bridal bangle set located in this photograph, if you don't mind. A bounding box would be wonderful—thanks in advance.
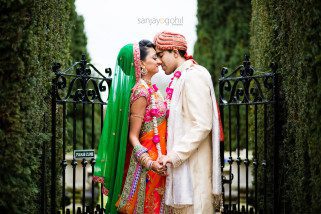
[133,145,154,170]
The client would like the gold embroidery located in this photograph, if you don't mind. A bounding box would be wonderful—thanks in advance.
[155,186,165,195]
[140,116,165,135]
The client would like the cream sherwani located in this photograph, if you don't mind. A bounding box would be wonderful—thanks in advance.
[165,60,222,214]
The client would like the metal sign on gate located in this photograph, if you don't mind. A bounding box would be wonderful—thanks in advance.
[73,149,95,159]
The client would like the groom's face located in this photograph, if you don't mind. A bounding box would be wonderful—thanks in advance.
[156,48,177,75]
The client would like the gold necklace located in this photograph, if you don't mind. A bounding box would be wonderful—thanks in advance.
[142,78,152,86]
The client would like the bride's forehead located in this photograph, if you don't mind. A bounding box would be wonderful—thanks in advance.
[146,48,156,55]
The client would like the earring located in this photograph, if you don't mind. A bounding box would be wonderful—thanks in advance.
[141,67,148,76]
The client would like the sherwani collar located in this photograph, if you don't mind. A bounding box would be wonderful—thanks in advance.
[174,59,194,73]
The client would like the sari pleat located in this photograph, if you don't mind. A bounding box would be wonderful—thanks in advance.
[117,119,167,214]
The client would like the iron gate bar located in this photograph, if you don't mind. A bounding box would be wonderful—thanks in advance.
[82,102,87,213]
[100,104,104,211]
[41,118,47,214]
[228,106,232,210]
[254,104,258,214]
[51,77,57,214]
[72,102,77,214]
[228,106,233,209]
[273,73,280,213]
[62,103,67,214]
[245,104,249,213]
[263,103,267,213]
[236,105,241,211]
[91,103,95,213]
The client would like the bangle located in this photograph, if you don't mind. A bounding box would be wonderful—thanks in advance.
[139,153,148,166]
[133,145,141,152]
[139,153,152,169]
[133,145,148,161]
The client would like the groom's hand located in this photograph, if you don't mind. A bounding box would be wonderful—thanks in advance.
[151,160,167,176]
[158,155,173,167]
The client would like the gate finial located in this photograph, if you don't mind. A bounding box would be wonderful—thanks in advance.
[242,54,253,76]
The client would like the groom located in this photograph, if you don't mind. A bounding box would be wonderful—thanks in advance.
[154,31,223,213]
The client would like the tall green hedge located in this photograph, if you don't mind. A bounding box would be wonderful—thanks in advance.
[0,0,75,213]
[70,3,90,62]
[194,0,251,84]
[251,0,321,212]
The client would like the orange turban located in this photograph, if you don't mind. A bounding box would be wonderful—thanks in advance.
[154,31,188,51]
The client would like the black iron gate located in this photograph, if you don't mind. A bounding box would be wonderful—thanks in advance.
[45,54,279,214]
[44,55,112,214]
[219,56,279,213]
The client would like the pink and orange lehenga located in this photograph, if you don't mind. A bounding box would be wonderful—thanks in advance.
[116,81,167,214]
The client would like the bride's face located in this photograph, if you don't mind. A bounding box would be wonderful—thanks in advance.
[141,48,162,75]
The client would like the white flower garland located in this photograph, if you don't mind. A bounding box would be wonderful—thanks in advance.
[141,79,164,157]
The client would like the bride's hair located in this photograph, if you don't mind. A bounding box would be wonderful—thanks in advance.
[139,40,155,60]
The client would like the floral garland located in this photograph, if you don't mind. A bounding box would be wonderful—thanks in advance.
[164,70,182,118]
[138,70,182,158]
[140,79,164,157]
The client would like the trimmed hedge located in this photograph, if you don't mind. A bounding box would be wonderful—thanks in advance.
[0,0,77,213]
[251,0,321,212]
[70,3,90,62]
[194,0,251,84]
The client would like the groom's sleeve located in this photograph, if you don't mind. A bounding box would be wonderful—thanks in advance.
[168,68,213,168]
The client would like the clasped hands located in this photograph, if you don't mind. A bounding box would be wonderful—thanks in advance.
[150,155,172,176]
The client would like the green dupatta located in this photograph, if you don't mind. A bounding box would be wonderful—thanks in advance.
[94,43,141,213]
